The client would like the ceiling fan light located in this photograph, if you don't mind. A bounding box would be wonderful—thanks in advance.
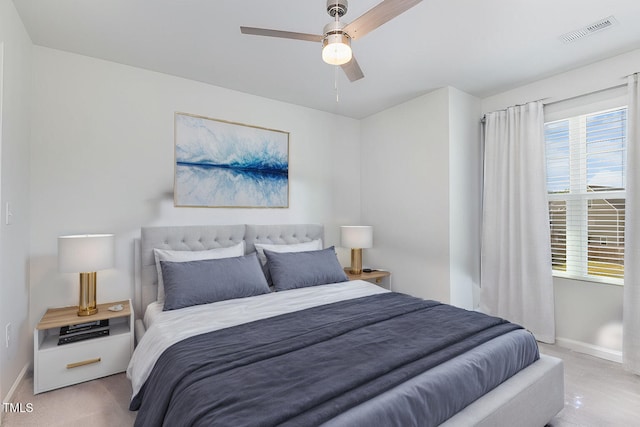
[322,33,352,65]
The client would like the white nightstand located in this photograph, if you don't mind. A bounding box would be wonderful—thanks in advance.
[33,299,134,394]
[344,268,392,290]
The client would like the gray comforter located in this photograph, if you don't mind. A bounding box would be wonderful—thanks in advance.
[131,292,537,426]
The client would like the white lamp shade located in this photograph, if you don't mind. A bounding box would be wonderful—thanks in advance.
[58,234,115,273]
[340,226,373,249]
[322,33,352,66]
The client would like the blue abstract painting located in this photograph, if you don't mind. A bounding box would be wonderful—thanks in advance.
[174,113,289,207]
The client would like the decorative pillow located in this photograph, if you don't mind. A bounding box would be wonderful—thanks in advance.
[264,246,348,292]
[254,239,323,265]
[154,242,245,303]
[254,239,323,284]
[161,253,270,311]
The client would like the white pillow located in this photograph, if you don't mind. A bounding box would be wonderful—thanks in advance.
[154,242,245,303]
[254,239,323,266]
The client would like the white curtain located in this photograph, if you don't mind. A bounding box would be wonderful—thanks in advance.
[480,101,555,343]
[624,74,640,374]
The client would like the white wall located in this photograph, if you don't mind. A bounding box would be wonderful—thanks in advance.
[28,47,362,329]
[448,88,482,309]
[360,87,481,304]
[554,277,623,360]
[0,0,32,403]
[482,48,640,357]
[482,49,640,114]
[360,87,450,302]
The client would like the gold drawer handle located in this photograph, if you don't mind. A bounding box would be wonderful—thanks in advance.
[66,357,101,369]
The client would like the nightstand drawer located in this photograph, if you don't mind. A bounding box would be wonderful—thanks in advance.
[35,333,131,393]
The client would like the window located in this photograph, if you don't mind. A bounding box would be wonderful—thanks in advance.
[545,107,626,284]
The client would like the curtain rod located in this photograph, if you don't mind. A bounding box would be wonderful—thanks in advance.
[480,98,547,124]
[481,72,638,124]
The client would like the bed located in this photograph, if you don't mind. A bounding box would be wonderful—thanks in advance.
[128,224,564,426]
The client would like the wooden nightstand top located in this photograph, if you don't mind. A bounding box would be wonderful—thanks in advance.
[344,268,391,283]
[36,300,131,330]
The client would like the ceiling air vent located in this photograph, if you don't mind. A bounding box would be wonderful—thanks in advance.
[560,16,617,44]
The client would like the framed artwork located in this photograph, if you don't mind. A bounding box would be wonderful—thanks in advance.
[174,112,289,208]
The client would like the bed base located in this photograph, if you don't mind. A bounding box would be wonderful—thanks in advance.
[442,354,563,427]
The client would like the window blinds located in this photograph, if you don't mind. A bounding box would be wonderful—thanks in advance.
[545,107,626,282]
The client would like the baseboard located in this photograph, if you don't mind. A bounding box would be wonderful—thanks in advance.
[1,363,30,423]
[555,337,623,363]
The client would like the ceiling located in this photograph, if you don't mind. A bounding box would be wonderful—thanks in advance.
[13,0,640,119]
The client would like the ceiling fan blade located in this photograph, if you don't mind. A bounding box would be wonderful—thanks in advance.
[341,56,365,82]
[240,27,323,43]
[344,0,422,40]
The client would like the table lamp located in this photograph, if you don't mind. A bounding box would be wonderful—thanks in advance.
[58,234,115,316]
[340,226,373,275]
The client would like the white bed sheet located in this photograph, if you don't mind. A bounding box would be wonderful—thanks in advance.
[127,280,387,399]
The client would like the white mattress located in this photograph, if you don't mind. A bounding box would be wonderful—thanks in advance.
[128,280,387,398]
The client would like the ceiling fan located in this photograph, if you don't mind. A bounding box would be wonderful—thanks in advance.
[240,0,422,82]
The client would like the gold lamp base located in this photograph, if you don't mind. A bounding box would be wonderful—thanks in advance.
[78,272,98,316]
[349,248,363,275]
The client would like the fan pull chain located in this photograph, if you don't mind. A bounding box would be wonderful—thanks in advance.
[332,2,341,103]
[334,65,340,103]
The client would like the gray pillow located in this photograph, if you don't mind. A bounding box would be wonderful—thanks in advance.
[264,246,349,291]
[161,253,270,311]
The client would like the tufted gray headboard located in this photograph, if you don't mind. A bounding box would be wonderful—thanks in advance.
[137,224,324,317]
